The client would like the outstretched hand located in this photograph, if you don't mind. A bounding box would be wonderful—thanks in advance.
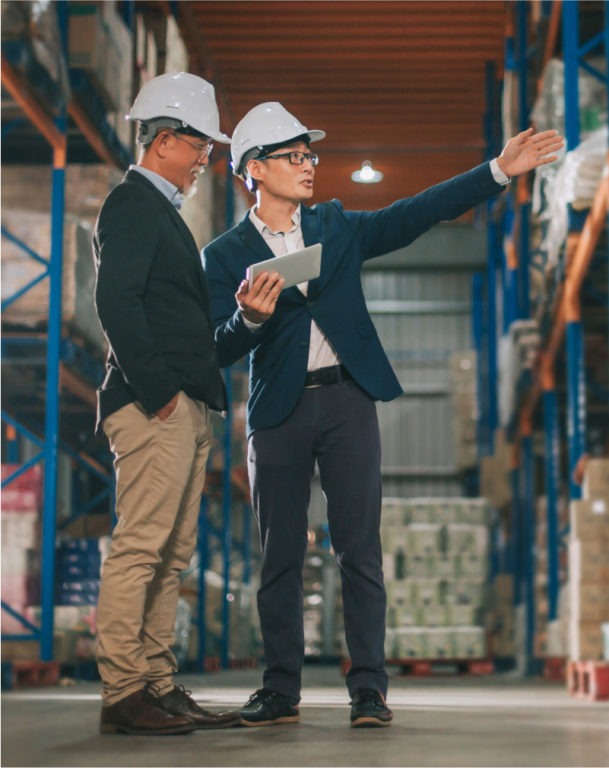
[497,127,565,178]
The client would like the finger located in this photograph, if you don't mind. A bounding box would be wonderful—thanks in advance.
[258,278,285,310]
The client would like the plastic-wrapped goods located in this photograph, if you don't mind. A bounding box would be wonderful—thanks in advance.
[531,58,607,138]
[533,125,608,273]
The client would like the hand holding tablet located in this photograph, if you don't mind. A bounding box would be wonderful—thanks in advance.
[247,243,322,289]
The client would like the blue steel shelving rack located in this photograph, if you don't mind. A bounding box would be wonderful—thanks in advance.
[0,1,130,661]
[475,0,609,671]
[2,3,251,671]
[1,3,70,661]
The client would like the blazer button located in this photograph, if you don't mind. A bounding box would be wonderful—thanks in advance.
[307,300,316,307]
[300,341,308,347]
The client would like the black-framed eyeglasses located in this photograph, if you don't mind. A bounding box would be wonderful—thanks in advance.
[259,151,319,167]
[172,132,214,158]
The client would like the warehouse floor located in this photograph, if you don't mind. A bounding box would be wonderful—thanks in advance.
[2,664,608,768]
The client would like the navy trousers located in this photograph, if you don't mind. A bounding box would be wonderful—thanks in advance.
[247,379,388,701]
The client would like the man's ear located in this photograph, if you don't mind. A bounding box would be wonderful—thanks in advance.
[154,130,174,159]
[246,159,264,191]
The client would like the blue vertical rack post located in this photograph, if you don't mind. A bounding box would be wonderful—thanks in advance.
[0,3,68,660]
[501,0,540,668]
[484,61,502,454]
[472,273,485,464]
[541,361,560,622]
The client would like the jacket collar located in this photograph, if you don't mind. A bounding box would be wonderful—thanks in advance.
[235,203,320,261]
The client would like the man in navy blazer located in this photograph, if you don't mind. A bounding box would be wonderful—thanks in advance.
[94,73,239,735]
[203,102,563,728]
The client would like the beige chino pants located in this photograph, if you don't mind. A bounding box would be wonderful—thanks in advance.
[96,392,211,706]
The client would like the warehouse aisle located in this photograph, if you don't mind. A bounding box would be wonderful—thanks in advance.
[2,665,608,768]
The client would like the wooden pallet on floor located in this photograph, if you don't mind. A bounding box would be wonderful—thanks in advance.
[340,657,494,676]
[567,660,609,701]
[228,657,258,669]
[3,661,60,689]
[542,656,567,682]
[390,658,494,676]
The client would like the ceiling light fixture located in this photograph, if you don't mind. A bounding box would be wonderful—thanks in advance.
[351,160,384,184]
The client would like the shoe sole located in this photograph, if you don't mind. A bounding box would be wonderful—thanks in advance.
[240,714,300,727]
[100,723,196,735]
[194,720,242,730]
[351,716,392,728]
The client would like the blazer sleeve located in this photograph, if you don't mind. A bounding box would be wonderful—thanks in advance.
[203,240,262,368]
[94,186,181,412]
[341,161,504,261]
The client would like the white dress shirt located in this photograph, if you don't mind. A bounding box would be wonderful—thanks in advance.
[248,206,340,371]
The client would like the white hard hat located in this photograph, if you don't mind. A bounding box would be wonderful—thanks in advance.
[128,72,230,144]
[231,102,325,175]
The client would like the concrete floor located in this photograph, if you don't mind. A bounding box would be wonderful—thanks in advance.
[2,664,608,768]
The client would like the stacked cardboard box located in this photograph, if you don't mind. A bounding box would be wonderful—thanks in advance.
[491,573,515,657]
[499,319,541,428]
[568,459,609,660]
[480,429,513,510]
[1,208,105,352]
[382,497,491,660]
[449,351,477,471]
[1,465,43,636]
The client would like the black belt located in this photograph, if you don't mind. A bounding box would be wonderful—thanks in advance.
[304,364,353,388]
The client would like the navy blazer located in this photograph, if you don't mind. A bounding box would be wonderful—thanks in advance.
[203,162,503,436]
[94,170,227,431]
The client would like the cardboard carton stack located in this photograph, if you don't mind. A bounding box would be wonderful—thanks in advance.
[1,465,43,637]
[568,459,609,660]
[491,573,515,657]
[449,351,478,471]
[382,497,491,661]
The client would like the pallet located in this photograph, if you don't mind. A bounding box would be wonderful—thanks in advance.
[340,657,494,676]
[228,657,258,670]
[542,657,567,682]
[391,658,494,676]
[567,660,609,701]
[2,661,60,690]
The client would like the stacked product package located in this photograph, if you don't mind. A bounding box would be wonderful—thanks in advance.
[1,465,43,641]
[567,459,609,661]
[380,497,492,661]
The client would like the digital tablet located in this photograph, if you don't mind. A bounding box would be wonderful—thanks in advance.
[247,243,322,289]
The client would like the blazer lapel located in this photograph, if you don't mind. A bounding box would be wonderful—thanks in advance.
[125,170,213,314]
[236,214,276,263]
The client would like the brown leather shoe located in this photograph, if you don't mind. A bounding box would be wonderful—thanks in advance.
[100,689,196,735]
[153,684,242,729]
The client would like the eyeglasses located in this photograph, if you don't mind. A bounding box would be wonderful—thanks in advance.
[259,151,319,167]
[172,132,213,159]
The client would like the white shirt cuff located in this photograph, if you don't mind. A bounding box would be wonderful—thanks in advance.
[242,314,265,332]
[490,158,510,186]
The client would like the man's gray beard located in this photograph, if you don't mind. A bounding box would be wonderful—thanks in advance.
[184,181,199,200]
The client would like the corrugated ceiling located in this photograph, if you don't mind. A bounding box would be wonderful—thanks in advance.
[174,0,507,209]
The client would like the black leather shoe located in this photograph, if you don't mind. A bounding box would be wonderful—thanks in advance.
[240,688,300,727]
[100,689,196,735]
[350,688,393,728]
[153,684,241,729]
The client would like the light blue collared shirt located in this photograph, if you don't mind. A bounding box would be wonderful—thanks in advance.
[129,165,184,209]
